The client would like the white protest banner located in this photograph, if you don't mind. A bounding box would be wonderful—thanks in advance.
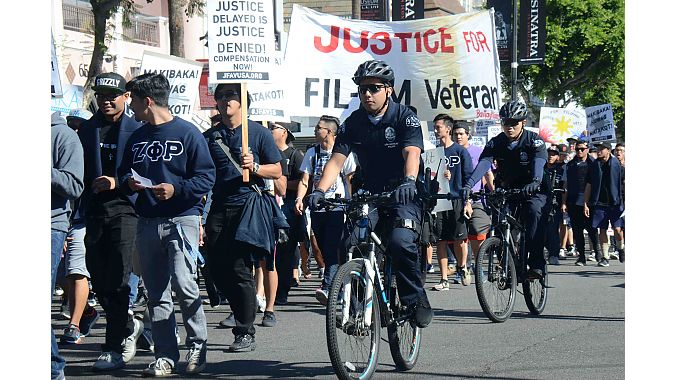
[140,51,203,120]
[585,104,616,143]
[248,52,290,122]
[538,106,587,144]
[283,5,502,122]
[207,0,276,83]
[51,33,63,97]
[421,147,453,212]
[51,84,84,116]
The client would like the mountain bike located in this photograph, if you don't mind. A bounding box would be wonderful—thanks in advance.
[471,188,548,323]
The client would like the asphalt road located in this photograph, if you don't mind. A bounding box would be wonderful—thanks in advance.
[53,256,624,379]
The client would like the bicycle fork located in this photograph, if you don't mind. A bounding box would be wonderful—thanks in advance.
[342,241,386,329]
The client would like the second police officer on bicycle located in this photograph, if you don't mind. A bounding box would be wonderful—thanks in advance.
[462,100,549,280]
[307,60,434,328]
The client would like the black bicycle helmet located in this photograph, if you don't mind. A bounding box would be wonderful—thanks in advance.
[352,60,395,86]
[499,100,529,120]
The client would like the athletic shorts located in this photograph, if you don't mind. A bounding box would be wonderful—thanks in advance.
[592,205,624,230]
[468,203,491,241]
[64,222,90,278]
[436,199,468,241]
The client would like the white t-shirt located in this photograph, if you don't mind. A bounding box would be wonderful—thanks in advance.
[300,145,358,204]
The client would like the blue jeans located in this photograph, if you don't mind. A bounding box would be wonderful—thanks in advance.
[128,272,140,308]
[138,215,207,365]
[51,229,67,379]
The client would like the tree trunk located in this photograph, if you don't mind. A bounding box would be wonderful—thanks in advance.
[84,0,121,110]
[169,0,186,57]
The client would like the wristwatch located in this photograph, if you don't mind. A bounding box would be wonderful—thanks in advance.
[252,162,260,174]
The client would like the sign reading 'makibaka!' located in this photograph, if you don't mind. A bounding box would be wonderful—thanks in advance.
[207,0,276,83]
[283,5,502,121]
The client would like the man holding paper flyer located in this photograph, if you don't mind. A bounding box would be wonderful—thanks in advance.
[118,73,215,377]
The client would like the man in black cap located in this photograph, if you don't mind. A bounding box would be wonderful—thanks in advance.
[544,145,565,265]
[268,122,305,307]
[584,141,625,265]
[78,72,144,371]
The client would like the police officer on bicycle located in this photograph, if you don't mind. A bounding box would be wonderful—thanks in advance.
[462,100,548,279]
[307,60,433,328]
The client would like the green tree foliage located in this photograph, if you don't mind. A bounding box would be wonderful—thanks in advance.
[518,0,624,138]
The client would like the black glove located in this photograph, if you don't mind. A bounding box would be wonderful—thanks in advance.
[461,184,473,202]
[307,189,326,211]
[394,177,417,205]
[522,180,541,196]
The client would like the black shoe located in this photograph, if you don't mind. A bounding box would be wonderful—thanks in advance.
[527,268,544,280]
[261,311,277,327]
[219,313,236,328]
[291,279,300,288]
[274,298,288,306]
[575,258,586,267]
[597,258,610,267]
[618,248,625,263]
[229,334,256,352]
[132,293,148,308]
[413,295,433,328]
[595,252,603,263]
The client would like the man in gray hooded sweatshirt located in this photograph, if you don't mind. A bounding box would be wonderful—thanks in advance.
[52,111,84,380]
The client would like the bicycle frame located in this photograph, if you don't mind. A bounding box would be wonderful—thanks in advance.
[486,193,528,284]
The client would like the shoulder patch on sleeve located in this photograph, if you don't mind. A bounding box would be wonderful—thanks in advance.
[405,115,421,128]
[533,138,544,147]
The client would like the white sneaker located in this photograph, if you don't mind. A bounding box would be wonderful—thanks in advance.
[142,357,173,377]
[587,255,597,262]
[609,251,619,260]
[256,294,266,313]
[122,318,144,363]
[93,351,125,371]
[558,248,568,259]
[315,288,329,306]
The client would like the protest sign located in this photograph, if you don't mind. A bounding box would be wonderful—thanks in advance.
[487,125,502,140]
[140,51,203,120]
[283,5,502,122]
[51,84,84,116]
[421,147,453,212]
[248,52,289,122]
[207,0,276,83]
[51,34,63,97]
[474,118,499,138]
[585,104,616,143]
[538,106,587,144]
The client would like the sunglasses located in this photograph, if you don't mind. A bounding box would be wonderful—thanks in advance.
[95,92,122,101]
[575,147,588,152]
[358,84,387,95]
[501,119,521,127]
[314,125,331,132]
[215,90,239,101]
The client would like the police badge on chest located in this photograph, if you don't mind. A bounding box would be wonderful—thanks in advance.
[384,126,397,148]
[520,151,529,166]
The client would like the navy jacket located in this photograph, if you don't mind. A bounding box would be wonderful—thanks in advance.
[586,155,623,207]
[235,191,289,257]
[78,107,142,218]
[563,155,595,206]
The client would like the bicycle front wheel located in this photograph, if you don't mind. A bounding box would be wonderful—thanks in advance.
[386,284,421,371]
[474,237,516,323]
[523,268,548,315]
[326,260,381,380]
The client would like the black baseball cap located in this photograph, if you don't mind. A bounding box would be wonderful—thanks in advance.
[594,141,612,150]
[271,122,296,143]
[548,145,560,154]
[566,136,578,145]
[92,72,127,94]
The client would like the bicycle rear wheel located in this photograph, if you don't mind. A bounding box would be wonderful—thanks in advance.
[326,260,381,380]
[523,269,548,315]
[386,284,421,371]
[474,237,516,323]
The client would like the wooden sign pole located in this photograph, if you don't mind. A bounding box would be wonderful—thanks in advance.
[241,82,249,183]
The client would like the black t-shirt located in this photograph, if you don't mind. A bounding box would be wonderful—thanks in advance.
[88,121,135,217]
[597,160,612,206]
[281,147,304,202]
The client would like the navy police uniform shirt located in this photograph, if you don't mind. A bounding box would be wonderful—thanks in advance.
[333,99,424,193]
[203,120,282,207]
[479,129,547,189]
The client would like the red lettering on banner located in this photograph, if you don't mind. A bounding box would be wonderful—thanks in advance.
[440,28,454,53]
[462,31,490,52]
[370,32,391,55]
[314,25,340,53]
[313,26,457,55]
[393,32,413,52]
[343,28,369,53]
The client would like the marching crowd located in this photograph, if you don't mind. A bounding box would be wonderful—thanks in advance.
[51,60,625,380]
